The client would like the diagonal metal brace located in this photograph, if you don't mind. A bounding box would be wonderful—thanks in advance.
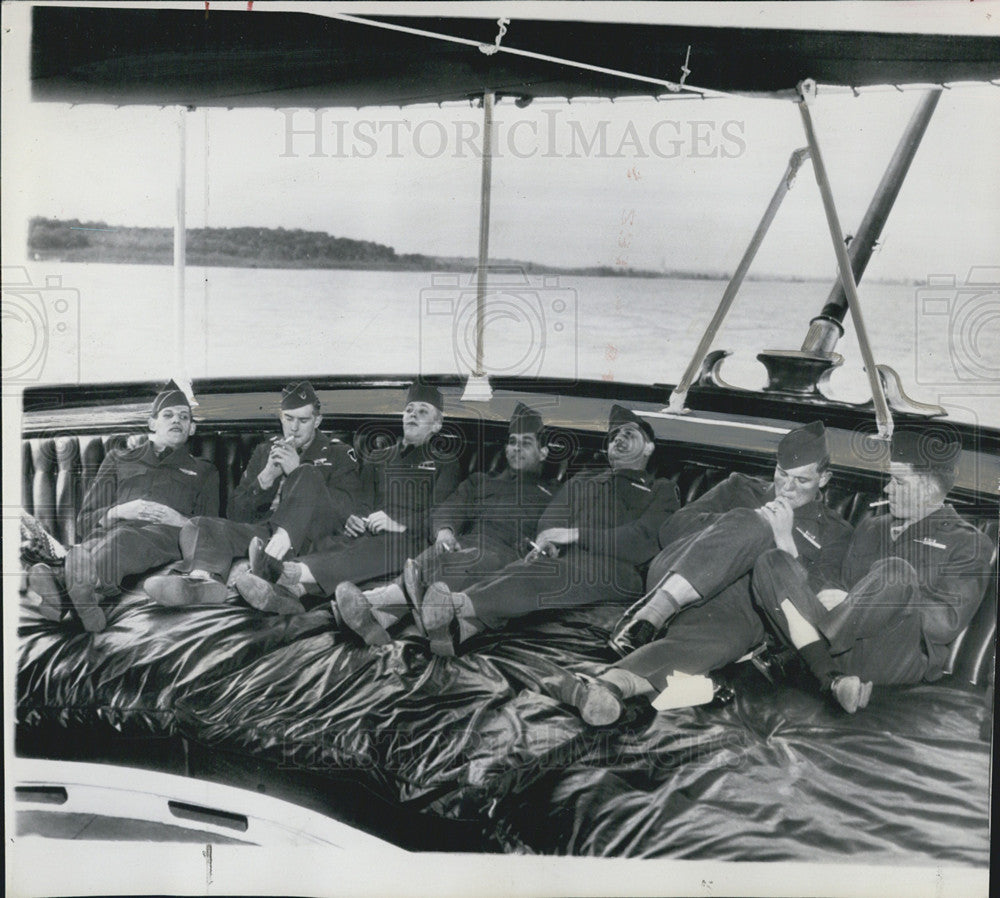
[664,146,811,414]
[796,79,894,439]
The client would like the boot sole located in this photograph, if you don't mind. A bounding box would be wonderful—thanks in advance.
[236,572,306,615]
[568,679,624,726]
[418,583,455,656]
[334,583,392,646]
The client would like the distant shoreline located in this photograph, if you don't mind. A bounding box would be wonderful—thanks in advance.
[27,218,917,284]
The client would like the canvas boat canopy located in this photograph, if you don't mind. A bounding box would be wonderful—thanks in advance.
[31,4,1000,109]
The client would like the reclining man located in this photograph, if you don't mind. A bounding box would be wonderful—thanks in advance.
[752,427,993,713]
[334,402,558,645]
[144,381,363,606]
[411,405,680,656]
[27,380,219,633]
[559,421,853,725]
[235,382,461,613]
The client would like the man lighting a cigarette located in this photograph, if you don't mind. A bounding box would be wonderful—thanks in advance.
[144,381,363,606]
[752,427,993,713]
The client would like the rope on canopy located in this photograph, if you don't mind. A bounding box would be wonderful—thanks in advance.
[325,11,738,101]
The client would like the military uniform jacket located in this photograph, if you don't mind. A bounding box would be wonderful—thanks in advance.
[361,439,462,536]
[77,441,220,539]
[430,469,558,552]
[843,506,993,678]
[537,467,679,568]
[660,472,853,592]
[229,432,362,525]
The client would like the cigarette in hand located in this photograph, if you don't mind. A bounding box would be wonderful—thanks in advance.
[869,499,890,507]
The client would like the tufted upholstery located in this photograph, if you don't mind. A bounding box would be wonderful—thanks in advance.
[21,424,997,687]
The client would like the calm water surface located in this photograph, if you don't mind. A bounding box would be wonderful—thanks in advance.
[10,262,997,425]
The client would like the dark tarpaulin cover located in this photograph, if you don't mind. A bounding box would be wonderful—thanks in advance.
[17,596,990,863]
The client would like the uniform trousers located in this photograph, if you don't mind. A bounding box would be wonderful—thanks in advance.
[616,581,767,690]
[65,522,183,595]
[646,507,773,595]
[300,531,427,599]
[464,548,643,630]
[179,466,343,577]
[753,549,928,685]
[416,540,520,594]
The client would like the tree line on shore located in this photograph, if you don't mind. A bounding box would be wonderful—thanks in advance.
[26,217,673,277]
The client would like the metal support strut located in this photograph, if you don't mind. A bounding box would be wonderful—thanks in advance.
[462,90,495,401]
[796,80,893,439]
[664,146,811,414]
[174,107,187,376]
[803,88,942,353]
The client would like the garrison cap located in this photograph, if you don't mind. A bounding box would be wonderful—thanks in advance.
[777,421,828,469]
[608,404,654,442]
[890,427,962,474]
[406,382,444,412]
[509,402,544,436]
[281,381,320,411]
[151,379,190,416]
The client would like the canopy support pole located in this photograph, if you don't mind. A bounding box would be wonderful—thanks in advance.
[663,147,811,414]
[802,88,942,354]
[174,107,187,380]
[462,90,495,402]
[795,80,893,438]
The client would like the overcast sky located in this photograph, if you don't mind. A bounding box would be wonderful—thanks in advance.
[4,84,996,282]
[3,0,998,285]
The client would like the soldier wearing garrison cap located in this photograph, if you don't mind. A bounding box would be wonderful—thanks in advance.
[235,381,460,613]
[555,421,852,727]
[28,380,219,632]
[753,426,993,714]
[144,380,363,607]
[396,403,679,656]
[332,402,560,645]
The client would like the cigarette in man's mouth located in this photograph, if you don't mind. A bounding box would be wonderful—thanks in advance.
[869,499,890,507]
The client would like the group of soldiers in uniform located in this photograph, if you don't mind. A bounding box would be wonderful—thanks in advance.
[26,379,993,723]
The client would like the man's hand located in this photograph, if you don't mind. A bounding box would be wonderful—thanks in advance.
[435,528,461,552]
[817,588,849,611]
[757,497,796,556]
[257,447,286,490]
[111,500,187,527]
[536,527,579,547]
[269,440,300,476]
[366,511,406,534]
[106,498,148,523]
[344,514,367,538]
[527,527,579,561]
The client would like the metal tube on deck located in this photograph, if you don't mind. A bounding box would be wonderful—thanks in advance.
[664,147,810,414]
[797,83,892,438]
[803,88,941,350]
[174,107,187,373]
